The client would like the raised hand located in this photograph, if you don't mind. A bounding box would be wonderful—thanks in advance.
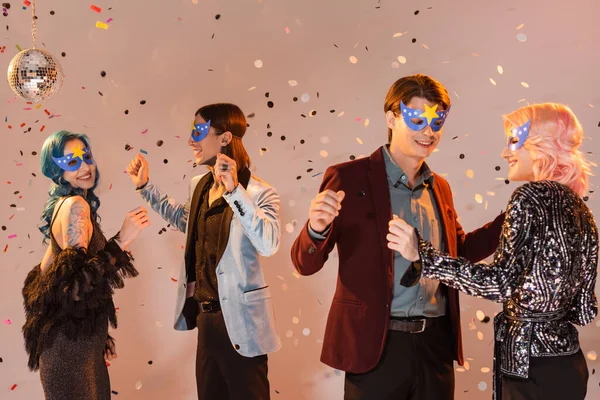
[126,154,149,189]
[308,189,345,234]
[117,206,150,250]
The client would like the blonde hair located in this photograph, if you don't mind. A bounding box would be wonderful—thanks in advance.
[503,103,592,196]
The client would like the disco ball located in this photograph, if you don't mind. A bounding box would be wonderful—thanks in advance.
[7,48,64,103]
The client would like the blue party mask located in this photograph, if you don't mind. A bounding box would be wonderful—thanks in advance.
[400,101,451,132]
[52,145,95,172]
[191,120,211,142]
[507,120,531,151]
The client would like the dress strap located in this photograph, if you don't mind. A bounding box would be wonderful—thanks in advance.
[49,195,74,251]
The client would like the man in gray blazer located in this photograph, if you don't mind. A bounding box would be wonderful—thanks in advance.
[127,103,281,400]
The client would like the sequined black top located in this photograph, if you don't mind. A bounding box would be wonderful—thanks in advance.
[418,180,598,383]
[193,175,227,303]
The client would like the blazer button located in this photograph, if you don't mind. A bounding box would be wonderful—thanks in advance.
[234,200,239,206]
[234,344,240,350]
[240,212,245,216]
[308,245,316,254]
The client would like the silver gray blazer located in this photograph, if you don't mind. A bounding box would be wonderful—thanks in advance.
[137,168,282,357]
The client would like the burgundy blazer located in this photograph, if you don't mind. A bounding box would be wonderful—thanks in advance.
[291,146,505,374]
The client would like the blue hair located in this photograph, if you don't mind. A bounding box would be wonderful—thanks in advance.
[39,130,101,244]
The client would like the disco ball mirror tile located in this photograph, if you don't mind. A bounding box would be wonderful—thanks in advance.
[7,48,64,103]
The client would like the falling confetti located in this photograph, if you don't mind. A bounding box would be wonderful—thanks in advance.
[517,33,527,42]
[521,82,529,88]
[96,21,108,29]
[497,65,504,74]
[478,382,487,391]
[489,78,497,86]
[254,59,263,68]
[398,56,407,64]
[587,351,597,361]
[475,194,483,204]
[349,56,358,64]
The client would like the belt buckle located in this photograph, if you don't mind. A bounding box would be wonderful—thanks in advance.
[200,301,212,312]
[410,319,426,333]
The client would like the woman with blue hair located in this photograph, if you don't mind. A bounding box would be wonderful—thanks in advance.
[22,130,150,399]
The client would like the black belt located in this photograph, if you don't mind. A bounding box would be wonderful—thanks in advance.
[198,301,221,313]
[389,316,441,333]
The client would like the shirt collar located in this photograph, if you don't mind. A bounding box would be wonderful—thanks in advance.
[382,144,434,188]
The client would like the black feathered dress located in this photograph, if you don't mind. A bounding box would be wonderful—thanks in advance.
[22,197,138,399]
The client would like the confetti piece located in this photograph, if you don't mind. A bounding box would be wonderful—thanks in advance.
[15,44,22,51]
[288,80,298,87]
[476,310,485,321]
[90,4,102,13]
[516,23,524,30]
[135,381,143,390]
[320,150,328,158]
[140,149,148,154]
[254,59,263,68]
[587,351,597,361]
[466,169,474,179]
[356,138,363,144]
[477,331,484,340]
[397,56,407,64]
[481,367,491,373]
[521,82,529,88]
[285,26,290,34]
[3,319,12,325]
[475,194,483,204]
[106,17,113,23]
[392,32,407,37]
[3,244,7,252]
[170,277,178,282]
[23,0,30,6]
[20,122,25,128]
[8,234,16,239]
[517,33,527,42]
[349,56,358,64]
[141,129,148,134]
[10,384,17,391]
[478,382,487,391]
[96,21,108,29]
[497,65,504,74]
[302,328,311,336]
[489,78,497,86]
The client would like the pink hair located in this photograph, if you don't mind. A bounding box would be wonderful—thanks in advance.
[503,103,592,196]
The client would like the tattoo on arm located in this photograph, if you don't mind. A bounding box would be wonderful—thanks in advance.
[65,201,91,249]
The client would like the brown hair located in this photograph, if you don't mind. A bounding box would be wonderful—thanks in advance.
[383,74,451,142]
[195,103,251,170]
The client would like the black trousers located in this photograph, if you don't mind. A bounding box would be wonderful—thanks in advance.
[501,349,588,400]
[195,311,270,400]
[344,316,455,400]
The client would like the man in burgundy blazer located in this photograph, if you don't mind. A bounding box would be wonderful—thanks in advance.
[291,75,504,399]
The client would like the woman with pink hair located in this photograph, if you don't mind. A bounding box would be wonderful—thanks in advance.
[388,103,598,399]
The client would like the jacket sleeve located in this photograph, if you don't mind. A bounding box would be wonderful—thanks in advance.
[567,216,599,326]
[223,184,281,257]
[22,237,137,371]
[137,179,190,233]
[418,184,535,302]
[290,166,343,276]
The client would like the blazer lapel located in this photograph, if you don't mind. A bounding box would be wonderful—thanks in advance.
[367,147,394,273]
[215,168,252,266]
